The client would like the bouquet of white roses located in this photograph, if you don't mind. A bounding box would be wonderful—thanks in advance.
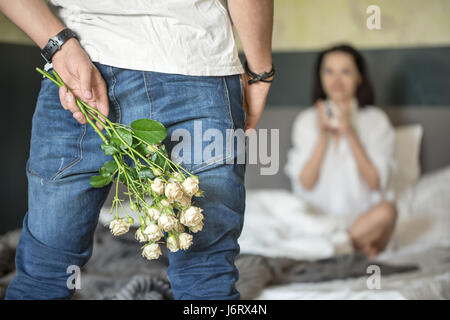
[36,67,205,260]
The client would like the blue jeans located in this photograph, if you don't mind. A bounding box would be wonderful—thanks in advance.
[5,62,247,300]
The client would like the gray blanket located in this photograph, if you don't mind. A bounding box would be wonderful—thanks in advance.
[0,225,418,300]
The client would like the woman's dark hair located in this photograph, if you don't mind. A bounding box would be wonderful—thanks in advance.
[312,44,374,107]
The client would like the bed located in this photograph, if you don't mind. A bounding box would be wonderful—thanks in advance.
[243,165,450,300]
[239,106,450,300]
[0,106,448,300]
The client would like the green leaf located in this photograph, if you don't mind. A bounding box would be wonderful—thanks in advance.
[135,143,150,157]
[99,161,118,177]
[101,143,119,155]
[90,175,113,188]
[155,154,166,169]
[131,119,167,144]
[109,136,121,147]
[137,167,155,180]
[132,137,140,148]
[116,128,133,147]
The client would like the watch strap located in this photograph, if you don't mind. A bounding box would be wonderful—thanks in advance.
[41,28,78,64]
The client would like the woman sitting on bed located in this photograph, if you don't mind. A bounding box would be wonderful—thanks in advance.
[284,44,397,258]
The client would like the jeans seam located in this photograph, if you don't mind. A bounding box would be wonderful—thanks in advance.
[27,160,44,180]
[108,66,121,123]
[223,76,235,131]
[28,77,88,181]
[51,123,87,180]
[239,74,243,107]
[189,76,235,172]
[142,71,154,119]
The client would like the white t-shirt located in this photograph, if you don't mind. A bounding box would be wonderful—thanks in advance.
[47,0,244,76]
[284,101,396,227]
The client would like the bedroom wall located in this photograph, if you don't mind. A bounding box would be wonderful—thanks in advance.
[1,0,449,234]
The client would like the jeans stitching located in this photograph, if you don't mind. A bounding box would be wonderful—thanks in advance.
[108,66,121,123]
[190,76,235,172]
[51,125,87,180]
[27,78,88,181]
[239,74,243,107]
[51,124,87,180]
[142,72,153,119]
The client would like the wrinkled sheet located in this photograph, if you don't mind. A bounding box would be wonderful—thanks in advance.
[0,224,419,300]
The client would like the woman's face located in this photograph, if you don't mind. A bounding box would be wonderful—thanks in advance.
[320,51,361,104]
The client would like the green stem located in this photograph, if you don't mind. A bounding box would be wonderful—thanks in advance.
[76,100,108,143]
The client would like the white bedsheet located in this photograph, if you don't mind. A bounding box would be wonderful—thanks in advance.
[238,189,356,260]
[241,166,450,299]
[254,245,450,300]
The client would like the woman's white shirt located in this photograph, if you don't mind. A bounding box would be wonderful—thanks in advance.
[284,104,396,226]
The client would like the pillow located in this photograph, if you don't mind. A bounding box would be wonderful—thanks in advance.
[389,124,424,199]
[389,165,450,252]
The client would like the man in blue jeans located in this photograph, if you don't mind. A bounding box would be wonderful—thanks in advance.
[1,0,274,299]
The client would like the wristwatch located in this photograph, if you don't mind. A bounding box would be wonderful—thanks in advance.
[41,28,78,64]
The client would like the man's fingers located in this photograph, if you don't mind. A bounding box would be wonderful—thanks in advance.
[59,86,69,110]
[59,87,86,124]
[62,87,77,113]
[92,73,110,131]
[73,111,86,124]
[241,74,249,114]
[80,65,94,100]
[244,113,261,136]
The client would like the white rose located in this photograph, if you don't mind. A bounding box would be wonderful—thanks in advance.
[158,214,178,232]
[135,228,148,242]
[142,243,162,260]
[169,172,183,183]
[165,181,184,202]
[151,178,165,195]
[109,218,132,236]
[143,223,164,242]
[174,220,185,233]
[189,221,204,233]
[146,207,161,221]
[178,233,193,250]
[182,177,199,197]
[167,235,179,252]
[180,206,204,227]
[159,199,171,208]
[177,194,192,207]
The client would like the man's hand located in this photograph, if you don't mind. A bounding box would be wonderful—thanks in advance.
[241,66,273,134]
[228,0,274,135]
[52,38,109,130]
[0,0,109,130]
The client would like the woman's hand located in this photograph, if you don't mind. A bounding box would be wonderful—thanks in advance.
[334,102,353,135]
[315,99,332,134]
